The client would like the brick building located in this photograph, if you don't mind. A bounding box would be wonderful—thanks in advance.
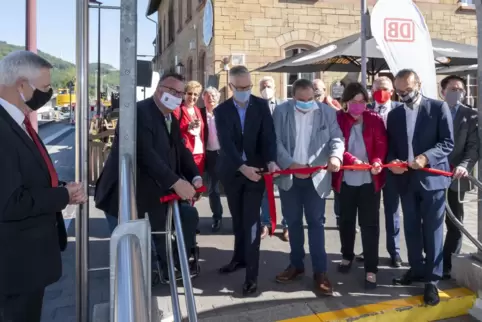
[146,0,477,100]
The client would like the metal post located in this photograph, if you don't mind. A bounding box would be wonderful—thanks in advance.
[26,0,38,131]
[75,0,90,321]
[360,0,367,88]
[97,4,102,116]
[118,0,138,178]
[476,0,482,258]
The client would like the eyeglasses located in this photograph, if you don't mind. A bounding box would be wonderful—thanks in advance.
[161,85,185,97]
[230,83,253,91]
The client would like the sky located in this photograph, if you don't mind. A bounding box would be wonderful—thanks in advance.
[0,0,157,69]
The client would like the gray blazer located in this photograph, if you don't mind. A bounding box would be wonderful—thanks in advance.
[273,100,345,198]
[449,104,479,192]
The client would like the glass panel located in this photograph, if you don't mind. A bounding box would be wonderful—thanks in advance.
[300,73,314,81]
[288,73,298,85]
[287,85,293,98]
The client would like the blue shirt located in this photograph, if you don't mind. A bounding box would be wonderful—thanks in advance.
[233,99,248,161]
[450,104,459,120]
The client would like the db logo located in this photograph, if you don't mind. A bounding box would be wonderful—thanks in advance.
[384,18,415,42]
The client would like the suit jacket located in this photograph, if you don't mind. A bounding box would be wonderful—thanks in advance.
[386,97,454,193]
[0,105,70,295]
[273,100,345,198]
[449,104,479,192]
[95,97,199,216]
[214,95,276,179]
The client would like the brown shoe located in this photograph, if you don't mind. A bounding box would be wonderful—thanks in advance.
[313,273,333,295]
[261,226,270,239]
[281,228,289,242]
[275,266,304,283]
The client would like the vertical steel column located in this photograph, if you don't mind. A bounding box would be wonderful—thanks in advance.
[75,0,90,321]
[118,0,138,179]
[475,0,482,258]
[26,0,38,131]
[360,0,367,88]
[97,4,102,116]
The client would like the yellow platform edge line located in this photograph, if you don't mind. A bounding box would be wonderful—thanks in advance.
[278,287,476,322]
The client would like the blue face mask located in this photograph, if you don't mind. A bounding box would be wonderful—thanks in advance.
[296,100,315,110]
[233,90,251,103]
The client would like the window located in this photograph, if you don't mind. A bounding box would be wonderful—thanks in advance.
[186,0,192,21]
[459,0,474,4]
[168,1,175,43]
[198,51,206,87]
[178,0,183,31]
[285,47,315,98]
[187,58,193,81]
[163,18,167,49]
[157,26,162,55]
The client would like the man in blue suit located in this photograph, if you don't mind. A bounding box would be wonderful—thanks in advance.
[387,69,454,306]
[367,77,403,268]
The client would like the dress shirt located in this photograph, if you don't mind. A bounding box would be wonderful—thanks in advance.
[374,100,392,129]
[206,111,220,151]
[0,97,30,138]
[268,99,276,114]
[450,104,459,120]
[186,107,204,155]
[233,99,248,161]
[404,96,422,162]
[293,107,315,165]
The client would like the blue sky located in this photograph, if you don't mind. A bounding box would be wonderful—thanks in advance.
[0,0,157,69]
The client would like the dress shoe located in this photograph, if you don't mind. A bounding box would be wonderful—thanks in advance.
[275,265,304,283]
[218,261,246,274]
[392,269,424,285]
[281,228,289,242]
[313,273,333,295]
[242,280,258,296]
[423,284,440,306]
[356,253,364,262]
[211,219,222,232]
[261,226,271,239]
[365,273,377,290]
[391,254,402,268]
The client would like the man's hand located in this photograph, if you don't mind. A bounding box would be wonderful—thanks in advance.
[410,154,428,170]
[268,162,281,177]
[353,159,364,165]
[453,166,469,179]
[240,165,262,182]
[172,179,196,200]
[192,177,203,189]
[371,162,382,175]
[327,157,341,172]
[66,182,87,205]
[389,159,408,175]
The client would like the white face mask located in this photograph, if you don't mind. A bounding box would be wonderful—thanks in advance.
[261,88,274,100]
[160,92,182,111]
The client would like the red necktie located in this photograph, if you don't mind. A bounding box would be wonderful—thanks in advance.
[24,117,59,187]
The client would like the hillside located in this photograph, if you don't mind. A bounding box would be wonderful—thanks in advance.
[0,41,120,97]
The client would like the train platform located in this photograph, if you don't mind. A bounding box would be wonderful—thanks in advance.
[43,193,480,322]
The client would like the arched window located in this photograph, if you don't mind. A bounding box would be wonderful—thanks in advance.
[186,0,192,21]
[186,57,193,81]
[163,18,167,49]
[285,46,315,98]
[168,1,175,43]
[178,0,183,31]
[198,51,206,87]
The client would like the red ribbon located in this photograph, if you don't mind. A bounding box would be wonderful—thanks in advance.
[263,162,452,236]
[160,186,207,203]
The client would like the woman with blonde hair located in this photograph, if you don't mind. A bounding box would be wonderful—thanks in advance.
[173,80,206,174]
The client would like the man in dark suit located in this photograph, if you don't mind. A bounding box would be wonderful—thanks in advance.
[440,75,478,279]
[387,69,454,306]
[365,76,403,268]
[0,51,87,322]
[215,65,279,296]
[95,72,202,283]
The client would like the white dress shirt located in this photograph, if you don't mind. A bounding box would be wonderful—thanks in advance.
[206,111,220,151]
[186,107,204,155]
[404,96,422,162]
[0,97,30,138]
[293,107,315,165]
[374,100,392,129]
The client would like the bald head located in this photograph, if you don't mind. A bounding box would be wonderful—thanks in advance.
[312,79,326,102]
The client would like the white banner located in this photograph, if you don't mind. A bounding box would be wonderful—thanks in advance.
[371,0,437,99]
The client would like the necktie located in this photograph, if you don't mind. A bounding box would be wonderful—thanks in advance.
[24,116,59,187]
[165,117,171,134]
[450,107,457,120]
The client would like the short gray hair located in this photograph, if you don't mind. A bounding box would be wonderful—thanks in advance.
[203,86,221,102]
[259,76,275,87]
[229,65,249,78]
[0,51,53,86]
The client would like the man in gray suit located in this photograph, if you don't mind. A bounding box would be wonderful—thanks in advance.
[273,78,344,295]
[440,75,478,279]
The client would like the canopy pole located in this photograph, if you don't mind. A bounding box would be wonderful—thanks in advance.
[360,0,367,88]
[475,0,482,260]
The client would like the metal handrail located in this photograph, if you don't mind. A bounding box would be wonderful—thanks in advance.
[164,200,198,322]
[445,175,482,252]
[119,154,137,223]
[114,234,149,322]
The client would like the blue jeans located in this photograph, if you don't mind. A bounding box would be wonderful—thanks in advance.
[205,150,223,219]
[261,189,287,228]
[383,171,401,258]
[279,178,327,273]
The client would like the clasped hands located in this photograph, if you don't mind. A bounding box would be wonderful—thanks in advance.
[389,154,428,175]
[172,177,203,200]
[65,182,88,205]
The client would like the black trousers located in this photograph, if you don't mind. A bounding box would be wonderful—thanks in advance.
[339,182,381,273]
[224,175,265,282]
[0,289,45,322]
[443,189,465,274]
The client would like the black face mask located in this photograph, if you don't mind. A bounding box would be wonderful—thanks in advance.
[24,88,53,111]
